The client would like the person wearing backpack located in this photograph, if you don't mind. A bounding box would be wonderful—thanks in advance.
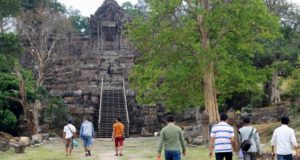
[63,120,77,156]
[238,117,261,160]
[271,116,298,160]
[80,115,95,157]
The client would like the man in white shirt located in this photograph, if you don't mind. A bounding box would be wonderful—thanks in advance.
[63,120,77,156]
[271,116,298,160]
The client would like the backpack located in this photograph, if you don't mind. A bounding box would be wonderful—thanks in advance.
[240,128,255,152]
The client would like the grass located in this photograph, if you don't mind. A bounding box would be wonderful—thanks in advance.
[0,137,239,160]
[2,114,300,160]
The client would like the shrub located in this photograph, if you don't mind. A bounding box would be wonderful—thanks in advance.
[0,109,17,132]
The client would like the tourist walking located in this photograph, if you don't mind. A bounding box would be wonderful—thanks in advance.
[157,116,186,160]
[63,120,77,156]
[271,116,298,160]
[238,117,261,160]
[80,115,95,157]
[209,113,237,160]
[112,117,125,156]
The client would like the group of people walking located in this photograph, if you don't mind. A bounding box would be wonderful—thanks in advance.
[157,114,298,160]
[62,116,125,157]
[62,114,298,160]
[208,113,298,160]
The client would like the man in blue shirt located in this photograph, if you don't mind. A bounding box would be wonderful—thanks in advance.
[80,115,95,157]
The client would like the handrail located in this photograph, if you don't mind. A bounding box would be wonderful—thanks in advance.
[98,78,104,125]
[123,78,130,126]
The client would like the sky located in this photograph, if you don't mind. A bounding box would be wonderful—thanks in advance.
[58,0,300,17]
[58,0,138,16]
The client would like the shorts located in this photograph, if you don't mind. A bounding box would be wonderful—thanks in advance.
[65,138,73,148]
[114,137,124,147]
[82,135,93,147]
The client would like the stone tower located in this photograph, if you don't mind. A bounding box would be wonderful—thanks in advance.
[21,0,134,137]
[90,0,128,50]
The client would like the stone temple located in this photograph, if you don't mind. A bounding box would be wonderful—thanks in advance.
[20,0,196,137]
[22,0,134,137]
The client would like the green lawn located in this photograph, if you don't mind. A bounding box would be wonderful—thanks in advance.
[0,137,240,160]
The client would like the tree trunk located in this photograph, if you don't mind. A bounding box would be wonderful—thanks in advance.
[0,19,4,33]
[15,68,39,135]
[198,19,220,123]
[37,65,45,86]
[270,71,281,106]
[203,63,220,123]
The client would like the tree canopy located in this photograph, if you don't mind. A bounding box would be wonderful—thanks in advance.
[127,0,280,114]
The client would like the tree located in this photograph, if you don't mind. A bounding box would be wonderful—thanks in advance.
[0,32,37,135]
[127,0,279,122]
[68,8,89,34]
[254,0,300,106]
[17,4,73,86]
[0,0,21,32]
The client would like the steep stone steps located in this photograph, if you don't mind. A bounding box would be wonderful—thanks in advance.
[97,89,129,138]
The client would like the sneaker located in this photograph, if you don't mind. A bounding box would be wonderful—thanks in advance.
[88,151,91,156]
[85,152,89,157]
[115,153,118,156]
[119,154,123,156]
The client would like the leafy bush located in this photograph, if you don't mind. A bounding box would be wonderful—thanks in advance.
[39,87,67,129]
[0,109,17,131]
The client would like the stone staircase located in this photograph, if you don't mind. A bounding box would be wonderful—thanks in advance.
[96,79,130,138]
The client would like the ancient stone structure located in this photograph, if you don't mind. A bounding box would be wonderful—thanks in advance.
[21,0,134,137]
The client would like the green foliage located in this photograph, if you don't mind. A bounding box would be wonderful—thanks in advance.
[122,1,143,19]
[127,0,280,111]
[39,87,67,128]
[0,33,23,72]
[0,109,17,131]
[288,69,300,99]
[21,0,66,12]
[0,32,37,134]
[0,0,21,19]
[68,9,89,34]
[255,0,300,80]
[0,72,19,110]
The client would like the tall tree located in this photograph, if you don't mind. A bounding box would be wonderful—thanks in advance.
[128,0,279,122]
[0,32,37,135]
[255,0,300,105]
[17,4,72,86]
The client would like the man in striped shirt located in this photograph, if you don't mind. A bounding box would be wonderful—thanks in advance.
[209,113,237,160]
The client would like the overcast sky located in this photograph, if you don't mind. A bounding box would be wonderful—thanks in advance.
[58,0,300,17]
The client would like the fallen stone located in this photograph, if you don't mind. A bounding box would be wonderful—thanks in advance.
[192,136,203,145]
[141,127,153,137]
[42,133,49,141]
[49,137,61,142]
[19,137,30,146]
[31,134,43,144]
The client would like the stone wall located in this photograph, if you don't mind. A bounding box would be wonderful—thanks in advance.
[251,106,289,124]
[128,94,198,136]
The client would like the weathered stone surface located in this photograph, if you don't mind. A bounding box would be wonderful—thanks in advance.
[251,107,289,124]
[192,136,203,145]
[19,137,30,146]
[64,97,75,104]
[183,124,202,145]
[31,134,43,144]
[42,134,49,141]
[91,96,99,104]
[141,127,153,137]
